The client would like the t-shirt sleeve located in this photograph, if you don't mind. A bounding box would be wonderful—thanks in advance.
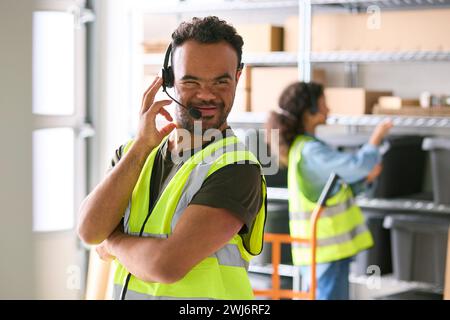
[189,163,263,234]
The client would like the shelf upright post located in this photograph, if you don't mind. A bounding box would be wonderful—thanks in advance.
[345,62,359,87]
[298,0,312,82]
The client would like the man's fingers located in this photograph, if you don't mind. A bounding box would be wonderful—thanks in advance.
[146,99,173,117]
[140,76,160,108]
[159,123,177,138]
[159,106,173,122]
[144,76,159,95]
[140,77,163,114]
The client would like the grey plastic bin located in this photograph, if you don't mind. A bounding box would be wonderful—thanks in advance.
[383,214,450,286]
[422,137,450,205]
[376,289,443,300]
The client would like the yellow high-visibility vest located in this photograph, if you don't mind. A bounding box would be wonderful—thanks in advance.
[288,135,373,266]
[113,135,267,299]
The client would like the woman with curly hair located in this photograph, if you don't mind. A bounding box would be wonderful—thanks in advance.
[266,82,392,299]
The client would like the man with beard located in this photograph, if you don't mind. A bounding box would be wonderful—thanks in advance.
[77,16,267,300]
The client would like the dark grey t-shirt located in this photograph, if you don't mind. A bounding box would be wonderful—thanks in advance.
[110,130,263,234]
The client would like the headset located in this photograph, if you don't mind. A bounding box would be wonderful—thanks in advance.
[161,43,202,119]
[162,43,244,120]
[304,82,319,115]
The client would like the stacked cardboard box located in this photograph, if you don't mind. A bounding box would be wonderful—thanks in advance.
[324,88,392,115]
[235,24,284,52]
[377,97,420,110]
[285,9,450,52]
[250,67,326,113]
[142,41,170,54]
[374,105,450,117]
[373,105,429,116]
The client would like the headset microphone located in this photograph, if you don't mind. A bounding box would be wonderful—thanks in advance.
[161,84,202,120]
[161,43,202,120]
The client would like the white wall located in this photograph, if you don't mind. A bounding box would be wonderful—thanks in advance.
[0,0,35,299]
[89,0,135,189]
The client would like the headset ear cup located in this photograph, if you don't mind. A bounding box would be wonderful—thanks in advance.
[166,66,174,88]
[161,67,170,89]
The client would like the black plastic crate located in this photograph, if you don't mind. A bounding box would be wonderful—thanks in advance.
[372,135,427,198]
[422,137,450,205]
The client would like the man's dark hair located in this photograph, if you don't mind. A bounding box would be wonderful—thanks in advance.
[171,16,244,68]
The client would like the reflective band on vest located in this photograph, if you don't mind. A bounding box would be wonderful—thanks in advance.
[113,135,266,300]
[289,198,355,221]
[112,285,214,300]
[288,135,373,266]
[292,223,369,248]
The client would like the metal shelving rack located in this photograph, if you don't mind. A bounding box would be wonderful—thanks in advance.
[267,187,450,215]
[228,111,450,128]
[144,50,450,67]
[138,0,450,13]
[141,0,450,75]
[137,0,450,298]
[312,0,450,10]
[138,0,299,13]
[138,0,450,218]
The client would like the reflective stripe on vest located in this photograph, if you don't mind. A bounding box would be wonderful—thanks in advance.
[288,135,373,265]
[123,200,131,234]
[292,223,369,248]
[113,285,214,300]
[291,229,373,266]
[170,142,247,232]
[113,136,266,300]
[289,197,355,221]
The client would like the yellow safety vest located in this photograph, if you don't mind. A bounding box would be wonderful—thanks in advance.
[288,135,373,266]
[113,135,267,299]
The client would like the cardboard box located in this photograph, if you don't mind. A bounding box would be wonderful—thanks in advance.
[285,9,450,52]
[377,96,420,109]
[237,65,251,90]
[142,40,170,53]
[233,66,252,112]
[251,67,326,113]
[373,105,431,116]
[285,14,343,52]
[430,106,450,116]
[233,88,251,112]
[325,88,392,115]
[373,105,450,117]
[235,24,283,52]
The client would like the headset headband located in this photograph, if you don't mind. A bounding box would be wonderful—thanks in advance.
[163,43,172,71]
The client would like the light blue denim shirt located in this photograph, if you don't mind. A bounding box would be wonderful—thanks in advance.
[297,134,381,201]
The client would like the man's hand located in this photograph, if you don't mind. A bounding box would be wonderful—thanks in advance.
[366,164,382,184]
[96,241,115,262]
[95,225,124,262]
[369,119,393,146]
[135,76,177,152]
